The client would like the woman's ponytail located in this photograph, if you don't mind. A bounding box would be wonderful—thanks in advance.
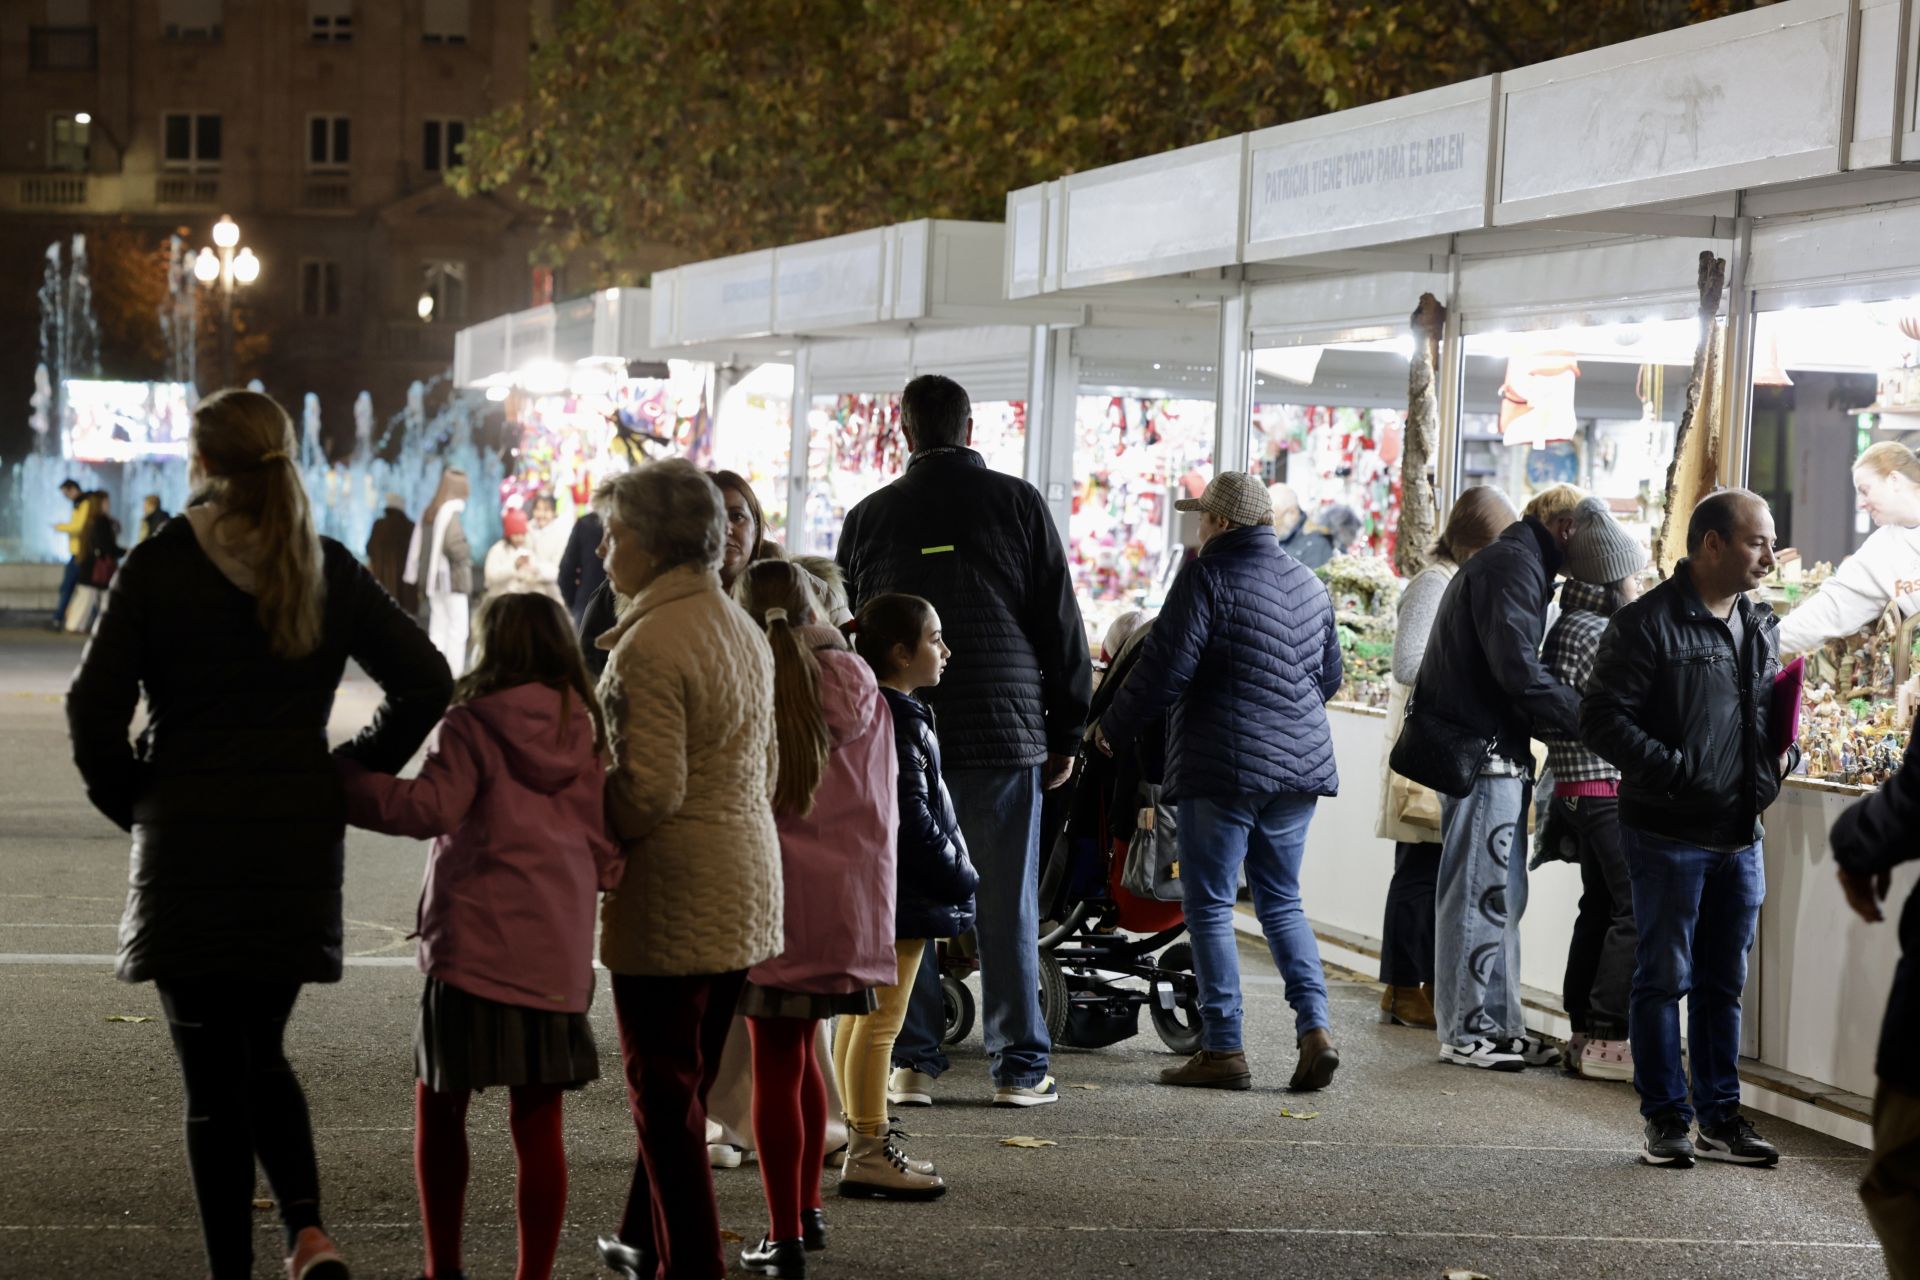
[737,560,830,817]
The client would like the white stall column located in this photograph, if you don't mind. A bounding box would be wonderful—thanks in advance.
[1212,285,1253,476]
[785,343,812,554]
[1025,324,1078,546]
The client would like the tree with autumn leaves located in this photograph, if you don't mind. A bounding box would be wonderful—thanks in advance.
[452,0,1773,276]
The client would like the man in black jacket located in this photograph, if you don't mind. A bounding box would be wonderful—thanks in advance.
[837,374,1092,1109]
[1583,489,1794,1170]
[1832,735,1920,1274]
[1406,501,1579,1072]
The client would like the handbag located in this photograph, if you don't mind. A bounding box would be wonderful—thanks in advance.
[1119,782,1183,903]
[88,556,117,588]
[1388,694,1498,800]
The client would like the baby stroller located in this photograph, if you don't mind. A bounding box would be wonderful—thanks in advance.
[1029,619,1202,1054]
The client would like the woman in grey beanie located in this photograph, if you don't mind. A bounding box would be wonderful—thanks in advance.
[1542,497,1648,1083]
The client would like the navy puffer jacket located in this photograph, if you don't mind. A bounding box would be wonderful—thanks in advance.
[836,448,1092,770]
[1099,524,1342,802]
[881,687,979,939]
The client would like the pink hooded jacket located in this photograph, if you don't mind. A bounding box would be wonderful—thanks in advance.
[748,629,900,995]
[340,682,620,1013]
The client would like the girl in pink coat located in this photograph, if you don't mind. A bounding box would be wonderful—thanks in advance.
[339,592,620,1280]
[733,559,899,1279]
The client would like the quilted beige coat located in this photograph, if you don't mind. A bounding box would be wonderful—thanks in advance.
[595,563,783,977]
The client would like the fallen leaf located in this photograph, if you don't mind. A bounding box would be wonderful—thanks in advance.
[1441,1090,1457,1096]
[719,1229,743,1243]
[252,1199,274,1211]
[1000,1136,1057,1148]
[1277,1108,1319,1120]
[1443,1270,1491,1279]
[104,1015,155,1023]
[1067,1083,1102,1091]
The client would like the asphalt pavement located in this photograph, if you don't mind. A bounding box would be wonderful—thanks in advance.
[0,625,1887,1279]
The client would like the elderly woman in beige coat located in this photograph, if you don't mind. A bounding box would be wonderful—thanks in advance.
[589,459,783,1280]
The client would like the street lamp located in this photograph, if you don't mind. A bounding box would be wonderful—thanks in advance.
[416,290,435,322]
[193,214,258,388]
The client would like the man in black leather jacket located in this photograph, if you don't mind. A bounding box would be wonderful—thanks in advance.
[837,374,1091,1109]
[1583,488,1795,1171]
[1408,505,1579,1073]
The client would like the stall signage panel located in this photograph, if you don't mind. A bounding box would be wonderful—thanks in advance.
[1062,139,1242,286]
[1246,92,1491,258]
[672,251,777,344]
[1498,3,1844,219]
[775,233,886,331]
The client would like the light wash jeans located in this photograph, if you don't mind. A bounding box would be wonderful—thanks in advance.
[1621,826,1764,1127]
[897,766,1047,1088]
[1435,774,1530,1047]
[1178,793,1327,1051]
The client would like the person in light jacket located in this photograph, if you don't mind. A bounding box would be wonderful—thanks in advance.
[733,560,901,1275]
[485,508,563,601]
[590,460,783,1280]
[407,467,474,675]
[1374,485,1516,1030]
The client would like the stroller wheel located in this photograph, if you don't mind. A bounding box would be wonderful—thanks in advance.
[1149,942,1204,1055]
[939,972,976,1048]
[1036,952,1069,1047]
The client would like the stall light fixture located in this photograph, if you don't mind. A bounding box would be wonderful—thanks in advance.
[485,384,511,402]
[518,358,570,396]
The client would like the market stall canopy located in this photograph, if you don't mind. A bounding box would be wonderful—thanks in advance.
[453,288,666,392]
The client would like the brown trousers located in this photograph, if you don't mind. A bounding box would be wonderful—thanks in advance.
[1866,1081,1920,1280]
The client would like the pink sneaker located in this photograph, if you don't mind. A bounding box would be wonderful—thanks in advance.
[1579,1037,1634,1082]
[285,1226,349,1280]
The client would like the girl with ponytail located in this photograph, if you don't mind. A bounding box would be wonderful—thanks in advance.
[67,388,453,1280]
[731,560,901,1276]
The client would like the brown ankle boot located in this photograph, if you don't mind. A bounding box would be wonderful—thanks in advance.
[1379,984,1437,1029]
[1290,1028,1340,1091]
[1158,1049,1252,1090]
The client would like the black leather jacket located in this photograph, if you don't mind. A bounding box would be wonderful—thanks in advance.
[881,687,979,939]
[1581,561,1794,848]
[1406,517,1579,766]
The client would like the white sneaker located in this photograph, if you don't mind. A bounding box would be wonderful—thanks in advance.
[1439,1037,1525,1071]
[1578,1037,1634,1082]
[992,1075,1060,1107]
[708,1142,749,1169]
[887,1067,935,1108]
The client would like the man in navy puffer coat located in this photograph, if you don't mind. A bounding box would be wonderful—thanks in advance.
[1098,469,1343,1095]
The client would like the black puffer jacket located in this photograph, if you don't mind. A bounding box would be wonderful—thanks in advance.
[882,687,979,939]
[1407,517,1579,766]
[837,448,1092,770]
[1581,561,1793,848]
[67,516,452,985]
[1831,735,1920,1092]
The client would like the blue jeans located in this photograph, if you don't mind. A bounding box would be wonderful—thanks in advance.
[1621,826,1764,1128]
[53,557,81,626]
[1178,793,1327,1051]
[1435,774,1530,1047]
[899,766,1047,1088]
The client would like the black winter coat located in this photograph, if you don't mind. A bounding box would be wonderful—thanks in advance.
[1408,517,1579,767]
[1831,735,1920,1092]
[1581,561,1793,849]
[558,512,607,624]
[67,516,453,985]
[1099,523,1341,803]
[881,687,979,939]
[836,448,1092,771]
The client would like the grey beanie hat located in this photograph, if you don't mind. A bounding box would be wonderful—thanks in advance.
[1564,497,1648,585]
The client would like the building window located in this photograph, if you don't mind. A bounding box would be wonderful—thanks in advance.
[308,115,351,170]
[163,112,221,169]
[421,118,466,172]
[301,260,341,317]
[307,0,351,41]
[421,260,466,323]
[48,113,90,171]
[30,26,98,70]
[421,0,468,44]
[159,0,222,41]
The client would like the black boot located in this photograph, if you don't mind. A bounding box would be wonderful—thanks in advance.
[801,1207,827,1252]
[596,1235,657,1279]
[740,1235,808,1278]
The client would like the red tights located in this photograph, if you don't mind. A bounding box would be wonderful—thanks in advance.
[746,1016,827,1242]
[413,1080,568,1280]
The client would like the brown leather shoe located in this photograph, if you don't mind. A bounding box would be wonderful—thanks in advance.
[1158,1049,1252,1090]
[1379,984,1437,1029]
[1290,1028,1340,1091]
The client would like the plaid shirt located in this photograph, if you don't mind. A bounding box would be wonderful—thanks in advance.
[1541,580,1619,784]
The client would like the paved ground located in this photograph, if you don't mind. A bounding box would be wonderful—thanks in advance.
[0,625,1888,1278]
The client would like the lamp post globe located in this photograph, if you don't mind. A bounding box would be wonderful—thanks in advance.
[232,247,260,285]
[193,247,220,284]
[211,215,240,249]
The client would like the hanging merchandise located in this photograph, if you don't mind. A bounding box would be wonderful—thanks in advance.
[1250,402,1404,564]
[1499,351,1582,448]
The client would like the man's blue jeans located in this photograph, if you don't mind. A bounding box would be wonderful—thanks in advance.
[53,557,81,627]
[1178,792,1327,1051]
[895,766,1047,1088]
[1620,826,1765,1128]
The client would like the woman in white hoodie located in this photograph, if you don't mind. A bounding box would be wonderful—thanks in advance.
[406,468,474,674]
[1778,442,1920,656]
